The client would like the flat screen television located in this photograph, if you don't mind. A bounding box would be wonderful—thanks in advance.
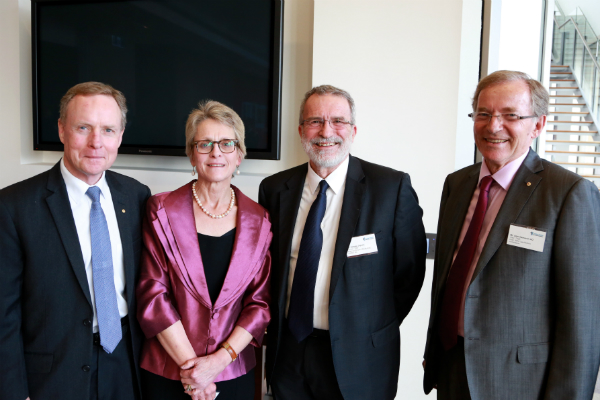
[32,0,283,159]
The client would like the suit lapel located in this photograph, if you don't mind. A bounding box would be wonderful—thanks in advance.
[163,183,212,308]
[276,166,307,311]
[45,163,92,307]
[106,172,136,306]
[329,156,365,301]
[215,187,269,307]
[437,168,479,286]
[471,150,544,282]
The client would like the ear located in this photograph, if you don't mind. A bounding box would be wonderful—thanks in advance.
[116,128,124,147]
[298,124,303,141]
[351,124,357,141]
[58,119,66,144]
[531,115,546,139]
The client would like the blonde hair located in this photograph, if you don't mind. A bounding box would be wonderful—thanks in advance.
[185,100,246,159]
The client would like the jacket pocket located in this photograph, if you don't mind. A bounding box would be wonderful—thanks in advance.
[517,342,550,364]
[24,352,54,373]
[371,319,399,347]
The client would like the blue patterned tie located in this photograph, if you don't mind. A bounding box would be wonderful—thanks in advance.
[86,186,122,354]
[288,180,329,342]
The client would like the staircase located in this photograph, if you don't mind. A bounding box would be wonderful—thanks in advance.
[545,65,600,189]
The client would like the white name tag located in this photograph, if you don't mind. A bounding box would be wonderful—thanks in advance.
[347,233,378,258]
[507,224,546,252]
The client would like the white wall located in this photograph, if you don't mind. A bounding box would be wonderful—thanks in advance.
[311,1,482,398]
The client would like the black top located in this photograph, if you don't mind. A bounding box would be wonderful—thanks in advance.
[197,228,236,305]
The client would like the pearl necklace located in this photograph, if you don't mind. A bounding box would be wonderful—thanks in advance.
[192,181,236,219]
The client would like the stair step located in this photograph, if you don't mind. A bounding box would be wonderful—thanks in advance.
[550,79,575,81]
[549,103,587,106]
[547,150,600,155]
[550,95,582,97]
[580,175,600,179]
[551,87,579,90]
[547,129,598,133]
[549,111,589,114]
[548,120,593,124]
[550,71,574,74]
[547,140,600,144]
[552,161,600,166]
[551,65,569,68]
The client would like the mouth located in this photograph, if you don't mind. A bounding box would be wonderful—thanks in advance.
[484,138,508,144]
[206,163,226,167]
[312,139,340,149]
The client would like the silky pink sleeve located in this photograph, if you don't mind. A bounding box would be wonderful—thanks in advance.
[136,196,181,339]
[235,231,272,347]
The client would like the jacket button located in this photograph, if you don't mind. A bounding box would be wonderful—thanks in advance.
[207,338,216,345]
[83,319,92,326]
[82,365,91,372]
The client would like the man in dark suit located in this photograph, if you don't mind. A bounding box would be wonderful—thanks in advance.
[0,82,151,400]
[259,85,426,400]
[423,70,600,399]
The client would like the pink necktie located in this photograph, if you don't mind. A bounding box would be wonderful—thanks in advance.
[439,175,494,351]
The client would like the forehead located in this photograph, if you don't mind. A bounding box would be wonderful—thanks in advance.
[477,80,532,112]
[194,118,235,139]
[303,94,352,118]
[65,94,121,124]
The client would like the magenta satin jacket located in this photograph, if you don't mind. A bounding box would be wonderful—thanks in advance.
[136,182,272,381]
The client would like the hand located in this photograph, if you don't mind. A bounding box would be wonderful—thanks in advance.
[187,383,217,400]
[180,349,230,394]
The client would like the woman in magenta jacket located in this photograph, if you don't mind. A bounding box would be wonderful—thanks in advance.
[137,100,271,400]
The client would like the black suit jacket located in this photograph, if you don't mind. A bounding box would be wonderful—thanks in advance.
[0,162,151,400]
[258,155,426,400]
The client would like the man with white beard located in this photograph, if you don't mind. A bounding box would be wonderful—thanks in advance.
[259,85,427,400]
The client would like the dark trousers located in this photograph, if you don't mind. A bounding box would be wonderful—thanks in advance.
[141,368,255,400]
[437,336,472,400]
[89,320,139,400]
[271,323,344,400]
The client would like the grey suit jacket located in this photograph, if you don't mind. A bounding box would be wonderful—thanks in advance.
[259,155,426,400]
[424,149,600,399]
[0,161,151,400]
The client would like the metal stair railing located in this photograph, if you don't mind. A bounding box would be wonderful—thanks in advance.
[552,5,600,127]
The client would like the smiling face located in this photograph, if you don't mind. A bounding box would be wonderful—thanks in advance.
[474,80,546,174]
[58,94,124,185]
[299,93,357,178]
[190,119,241,185]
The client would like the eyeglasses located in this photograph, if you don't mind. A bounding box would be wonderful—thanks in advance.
[193,139,239,154]
[301,118,353,130]
[468,112,537,123]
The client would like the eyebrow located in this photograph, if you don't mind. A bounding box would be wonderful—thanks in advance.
[476,107,519,113]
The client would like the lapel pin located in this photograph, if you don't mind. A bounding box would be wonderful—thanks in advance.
[526,182,531,187]
[122,209,126,213]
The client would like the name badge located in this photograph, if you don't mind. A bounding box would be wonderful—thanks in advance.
[507,224,546,252]
[347,233,378,258]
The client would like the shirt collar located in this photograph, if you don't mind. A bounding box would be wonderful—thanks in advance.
[60,158,109,204]
[306,156,350,195]
[479,150,529,191]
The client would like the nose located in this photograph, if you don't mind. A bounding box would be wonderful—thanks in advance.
[487,115,503,132]
[88,128,103,148]
[320,120,335,137]
[209,143,223,156]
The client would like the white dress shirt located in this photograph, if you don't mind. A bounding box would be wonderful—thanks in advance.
[286,156,349,330]
[60,159,128,333]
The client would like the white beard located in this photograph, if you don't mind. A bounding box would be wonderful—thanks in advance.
[301,134,352,169]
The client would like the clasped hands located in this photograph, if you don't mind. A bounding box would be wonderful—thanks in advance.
[180,348,232,400]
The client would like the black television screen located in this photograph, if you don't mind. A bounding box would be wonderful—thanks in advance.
[32,0,283,159]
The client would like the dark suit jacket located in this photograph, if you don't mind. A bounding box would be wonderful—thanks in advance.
[423,149,600,399]
[0,161,151,400]
[259,155,426,400]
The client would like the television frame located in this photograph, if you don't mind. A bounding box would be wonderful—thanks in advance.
[31,0,284,160]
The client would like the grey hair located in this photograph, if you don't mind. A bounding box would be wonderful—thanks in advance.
[298,84,356,125]
[472,70,549,117]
